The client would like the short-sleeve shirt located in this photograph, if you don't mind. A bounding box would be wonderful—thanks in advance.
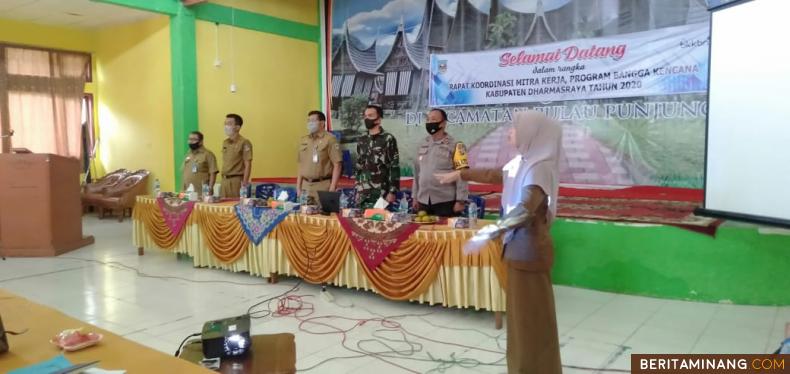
[181,146,218,190]
[297,130,342,180]
[222,135,253,176]
[413,134,469,204]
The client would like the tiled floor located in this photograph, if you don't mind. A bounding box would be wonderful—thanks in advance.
[0,216,785,373]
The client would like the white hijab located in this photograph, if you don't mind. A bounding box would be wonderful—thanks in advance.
[501,110,562,223]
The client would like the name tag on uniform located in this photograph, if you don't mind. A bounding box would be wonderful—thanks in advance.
[192,162,198,173]
[312,147,319,163]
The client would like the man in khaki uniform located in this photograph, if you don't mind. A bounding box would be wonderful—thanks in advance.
[412,108,468,217]
[181,131,218,196]
[220,113,253,198]
[296,110,342,204]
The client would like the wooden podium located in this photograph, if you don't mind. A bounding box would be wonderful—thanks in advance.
[0,153,94,257]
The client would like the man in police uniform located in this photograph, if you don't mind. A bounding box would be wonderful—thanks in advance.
[182,131,218,196]
[412,108,468,216]
[355,105,400,209]
[296,110,342,204]
[220,113,253,198]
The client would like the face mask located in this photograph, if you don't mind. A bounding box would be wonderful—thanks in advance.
[307,121,319,133]
[224,125,235,136]
[188,143,200,150]
[425,122,442,135]
[364,118,378,130]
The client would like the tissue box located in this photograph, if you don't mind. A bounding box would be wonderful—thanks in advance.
[342,208,363,218]
[447,217,470,229]
[300,205,319,215]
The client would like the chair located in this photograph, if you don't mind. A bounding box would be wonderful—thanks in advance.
[462,195,486,219]
[341,150,353,178]
[393,189,414,213]
[274,186,298,202]
[255,183,279,200]
[92,170,150,222]
[82,169,130,212]
[83,169,129,194]
[338,188,356,208]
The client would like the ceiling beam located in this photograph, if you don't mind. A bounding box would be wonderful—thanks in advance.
[90,0,179,15]
[192,3,319,43]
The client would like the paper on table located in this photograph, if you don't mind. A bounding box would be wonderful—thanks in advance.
[85,369,126,374]
[8,354,72,374]
[373,197,389,209]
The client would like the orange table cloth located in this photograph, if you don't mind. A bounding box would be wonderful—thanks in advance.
[133,196,507,311]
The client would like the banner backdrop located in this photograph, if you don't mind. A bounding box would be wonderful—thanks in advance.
[329,0,711,188]
[430,23,708,106]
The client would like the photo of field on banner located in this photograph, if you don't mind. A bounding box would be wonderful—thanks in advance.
[329,0,711,188]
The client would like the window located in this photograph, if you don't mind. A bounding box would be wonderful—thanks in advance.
[0,43,91,157]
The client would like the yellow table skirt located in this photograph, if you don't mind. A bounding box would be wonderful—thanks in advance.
[133,196,507,311]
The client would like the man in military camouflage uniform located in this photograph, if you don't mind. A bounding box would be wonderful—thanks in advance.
[355,105,400,209]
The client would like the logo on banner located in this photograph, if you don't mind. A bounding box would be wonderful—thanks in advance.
[438,60,448,74]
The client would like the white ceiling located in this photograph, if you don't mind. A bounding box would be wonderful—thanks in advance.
[0,0,159,29]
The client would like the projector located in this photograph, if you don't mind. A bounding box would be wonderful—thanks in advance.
[201,314,251,359]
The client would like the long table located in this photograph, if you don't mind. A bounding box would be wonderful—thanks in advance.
[0,288,210,373]
[132,197,508,326]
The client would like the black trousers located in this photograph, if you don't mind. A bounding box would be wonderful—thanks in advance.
[417,200,460,217]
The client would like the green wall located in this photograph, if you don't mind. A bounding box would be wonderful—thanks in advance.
[552,220,790,305]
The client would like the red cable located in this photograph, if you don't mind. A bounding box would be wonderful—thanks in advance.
[268,293,505,373]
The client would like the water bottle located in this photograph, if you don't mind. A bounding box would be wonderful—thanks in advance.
[468,200,478,221]
[399,196,409,214]
[299,190,308,205]
[340,193,349,209]
[202,183,209,198]
[239,185,247,199]
[153,179,160,197]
